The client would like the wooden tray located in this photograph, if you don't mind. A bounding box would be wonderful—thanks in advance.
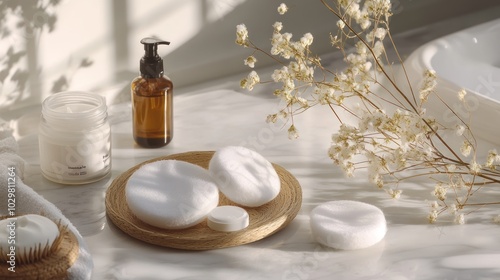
[105,151,302,250]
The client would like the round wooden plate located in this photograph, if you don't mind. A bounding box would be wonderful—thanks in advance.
[105,151,302,250]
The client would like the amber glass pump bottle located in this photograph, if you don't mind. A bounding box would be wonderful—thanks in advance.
[131,37,173,148]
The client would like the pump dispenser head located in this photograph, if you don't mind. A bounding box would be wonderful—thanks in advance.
[140,37,170,78]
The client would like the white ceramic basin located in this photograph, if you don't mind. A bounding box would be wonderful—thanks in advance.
[403,18,500,145]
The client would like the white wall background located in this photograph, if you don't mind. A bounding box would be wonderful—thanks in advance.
[0,0,499,111]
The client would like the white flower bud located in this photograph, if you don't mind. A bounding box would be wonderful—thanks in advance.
[277,3,288,15]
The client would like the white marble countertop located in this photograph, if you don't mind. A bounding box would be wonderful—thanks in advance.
[4,11,500,280]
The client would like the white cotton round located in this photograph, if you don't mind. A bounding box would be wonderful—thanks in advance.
[310,200,387,250]
[125,160,219,230]
[209,146,280,207]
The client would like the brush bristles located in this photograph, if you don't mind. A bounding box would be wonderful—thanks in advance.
[0,220,68,265]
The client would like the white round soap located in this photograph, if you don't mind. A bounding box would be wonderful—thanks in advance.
[310,200,387,250]
[126,160,219,230]
[0,214,60,254]
[207,206,249,232]
[209,146,280,207]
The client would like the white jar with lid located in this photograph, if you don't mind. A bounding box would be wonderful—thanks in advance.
[39,91,111,184]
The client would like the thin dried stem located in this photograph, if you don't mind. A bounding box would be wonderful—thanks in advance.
[236,0,500,223]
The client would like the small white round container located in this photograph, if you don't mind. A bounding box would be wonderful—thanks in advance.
[207,206,249,232]
[39,91,111,184]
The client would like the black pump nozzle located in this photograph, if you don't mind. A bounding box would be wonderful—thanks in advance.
[140,37,170,78]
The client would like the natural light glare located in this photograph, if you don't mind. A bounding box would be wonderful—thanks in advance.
[39,0,113,100]
[205,0,247,22]
[0,0,248,109]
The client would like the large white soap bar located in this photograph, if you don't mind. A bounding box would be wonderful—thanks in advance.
[0,214,60,254]
[209,146,280,207]
[310,200,387,250]
[126,160,219,230]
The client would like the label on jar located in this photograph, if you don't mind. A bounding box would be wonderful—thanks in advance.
[39,130,111,184]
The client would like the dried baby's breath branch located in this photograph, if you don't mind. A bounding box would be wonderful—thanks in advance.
[236,0,500,223]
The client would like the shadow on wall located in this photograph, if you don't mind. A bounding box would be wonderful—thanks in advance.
[163,0,500,89]
[1,0,500,112]
[164,0,335,89]
[113,0,336,98]
[0,0,94,111]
